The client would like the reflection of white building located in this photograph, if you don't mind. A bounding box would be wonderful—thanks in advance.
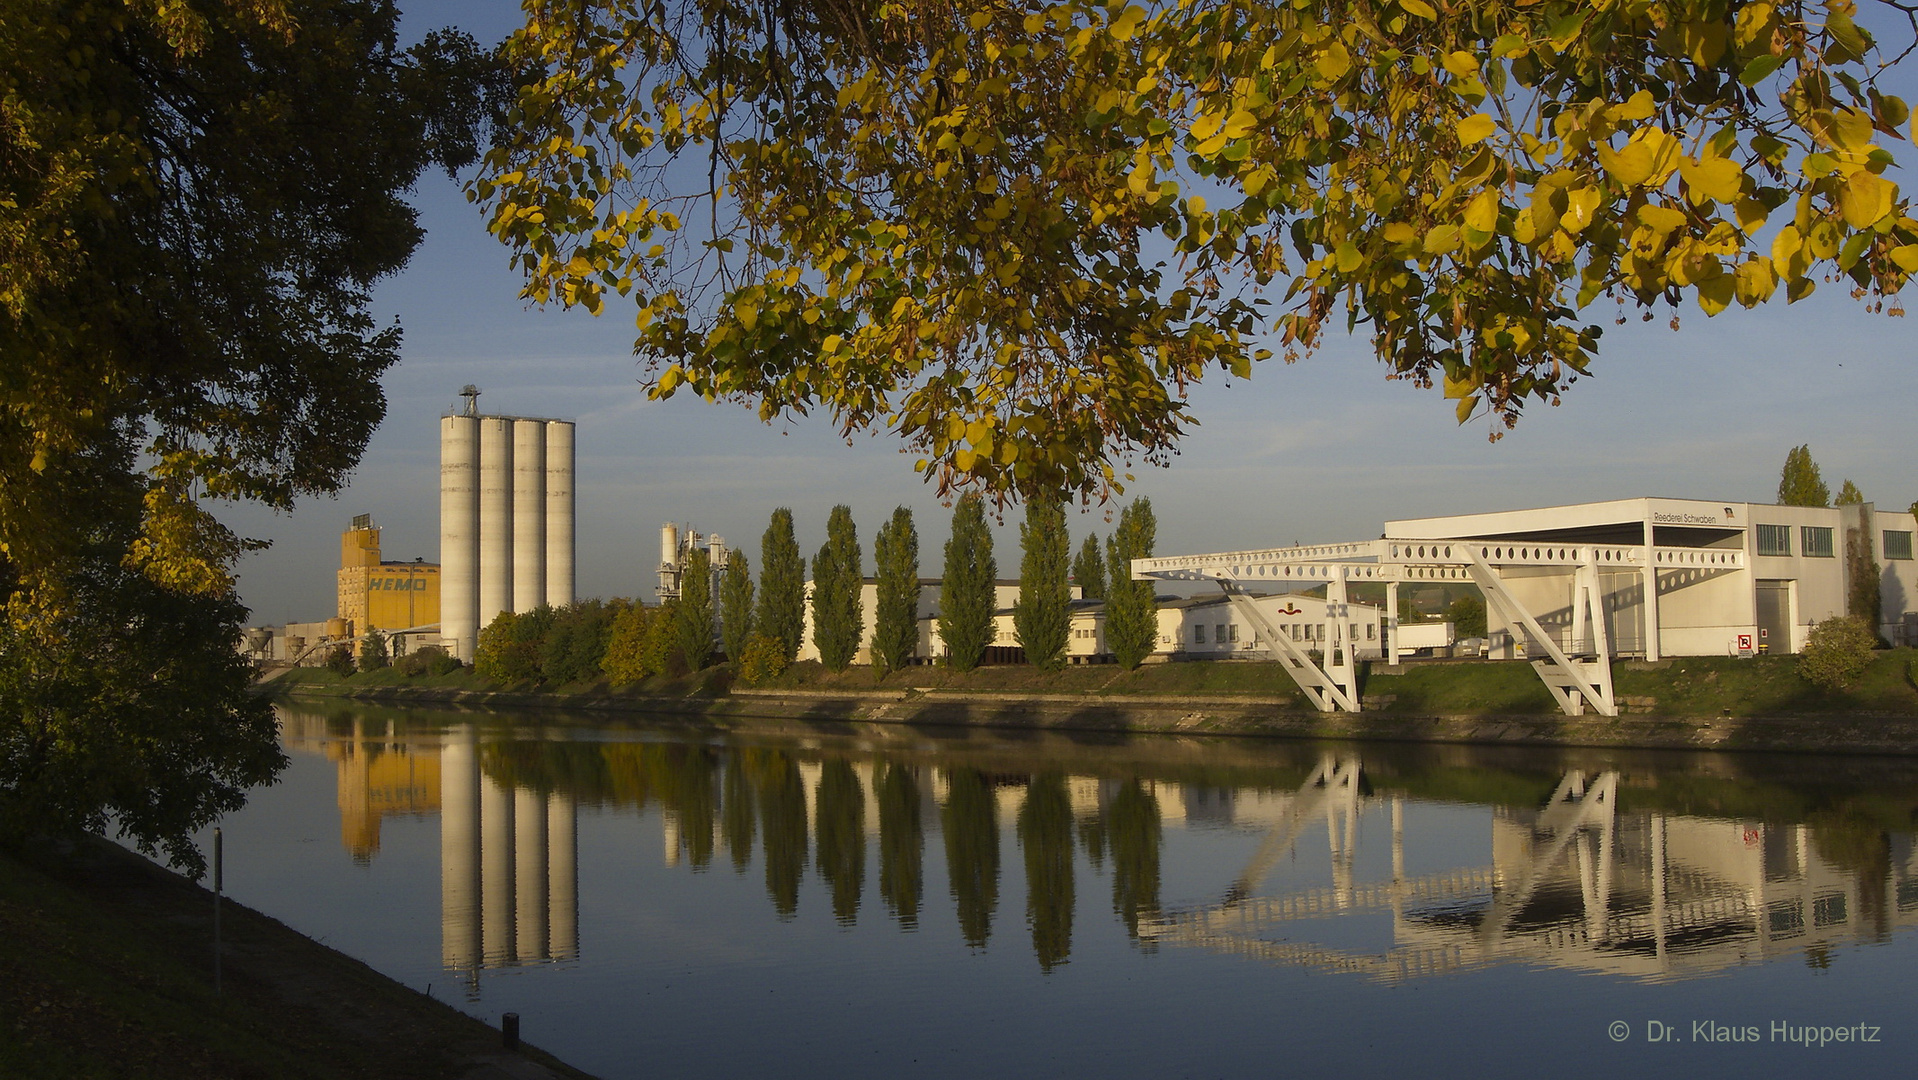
[1139,760,1918,983]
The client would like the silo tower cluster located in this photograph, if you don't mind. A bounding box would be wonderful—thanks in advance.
[440,386,575,659]
[656,523,727,603]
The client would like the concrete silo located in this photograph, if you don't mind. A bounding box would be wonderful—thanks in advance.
[439,412,480,660]
[512,419,546,613]
[440,390,579,659]
[544,420,575,608]
[477,417,515,632]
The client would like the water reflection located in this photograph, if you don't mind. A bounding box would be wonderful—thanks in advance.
[281,710,1918,986]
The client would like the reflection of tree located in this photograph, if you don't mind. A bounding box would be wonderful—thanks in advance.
[1812,813,1894,941]
[753,750,808,919]
[661,746,717,869]
[878,762,923,929]
[1019,773,1074,972]
[816,759,867,924]
[721,750,756,873]
[1078,787,1107,871]
[943,768,1000,947]
[1108,779,1161,941]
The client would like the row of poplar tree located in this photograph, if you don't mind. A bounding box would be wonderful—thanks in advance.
[475,495,1162,685]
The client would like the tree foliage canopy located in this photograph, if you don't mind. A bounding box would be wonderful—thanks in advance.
[1105,498,1158,668]
[811,504,864,670]
[757,508,807,662]
[481,0,1918,502]
[939,495,998,671]
[872,506,922,674]
[0,0,500,869]
[1014,498,1072,671]
[1778,443,1832,506]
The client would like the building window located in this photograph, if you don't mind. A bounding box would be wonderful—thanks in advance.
[1290,624,1302,642]
[1215,624,1226,644]
[1756,524,1791,557]
[1365,623,1376,640]
[1193,624,1206,644]
[1802,526,1835,558]
[1228,624,1239,642]
[1886,531,1914,560]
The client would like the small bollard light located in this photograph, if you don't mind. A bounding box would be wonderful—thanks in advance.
[502,1012,521,1051]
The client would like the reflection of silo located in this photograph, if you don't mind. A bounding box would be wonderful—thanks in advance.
[439,726,481,971]
[478,418,515,631]
[544,421,575,608]
[480,772,516,963]
[439,416,480,658]
[548,792,579,961]
[512,420,546,613]
[515,787,549,963]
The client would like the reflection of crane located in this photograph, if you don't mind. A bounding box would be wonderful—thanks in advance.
[1223,755,1363,905]
[1477,771,1616,947]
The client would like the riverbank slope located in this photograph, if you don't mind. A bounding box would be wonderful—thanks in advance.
[266,648,1918,755]
[0,836,594,1080]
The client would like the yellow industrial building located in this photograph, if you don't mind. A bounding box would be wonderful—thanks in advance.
[337,513,440,635]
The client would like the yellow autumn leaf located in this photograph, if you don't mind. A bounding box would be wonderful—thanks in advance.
[1636,204,1686,235]
[1424,224,1462,253]
[1890,245,1918,272]
[1562,187,1602,233]
[1771,224,1802,265]
[1316,42,1352,81]
[1462,189,1500,233]
[1614,90,1656,122]
[1678,154,1742,204]
[1839,170,1894,228]
[1734,259,1777,305]
[1109,5,1146,41]
[1222,109,1258,140]
[1400,0,1437,19]
[1335,241,1363,272]
[1831,107,1875,151]
[1382,221,1418,244]
[1456,114,1496,145]
[1695,274,1734,315]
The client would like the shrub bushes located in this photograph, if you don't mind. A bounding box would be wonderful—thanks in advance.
[1799,616,1876,691]
[738,632,790,685]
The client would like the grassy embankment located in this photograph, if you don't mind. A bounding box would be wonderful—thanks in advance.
[0,837,591,1080]
[275,647,1918,718]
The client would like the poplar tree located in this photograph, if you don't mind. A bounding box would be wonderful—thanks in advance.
[872,506,920,675]
[676,547,714,670]
[1105,499,1159,669]
[720,549,754,662]
[1777,445,1831,508]
[939,495,996,672]
[756,508,805,663]
[1836,479,1866,505]
[811,505,863,670]
[1014,499,1071,672]
[1073,533,1106,601]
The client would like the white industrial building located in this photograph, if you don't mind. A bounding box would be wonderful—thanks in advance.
[1137,495,1917,717]
[439,387,576,659]
[1153,594,1389,660]
[1386,497,1915,657]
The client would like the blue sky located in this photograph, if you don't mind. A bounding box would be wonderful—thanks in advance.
[218,2,1918,625]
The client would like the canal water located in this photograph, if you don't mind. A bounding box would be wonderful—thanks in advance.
[215,703,1917,1078]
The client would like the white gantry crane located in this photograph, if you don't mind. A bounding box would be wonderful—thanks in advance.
[1134,538,1744,717]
